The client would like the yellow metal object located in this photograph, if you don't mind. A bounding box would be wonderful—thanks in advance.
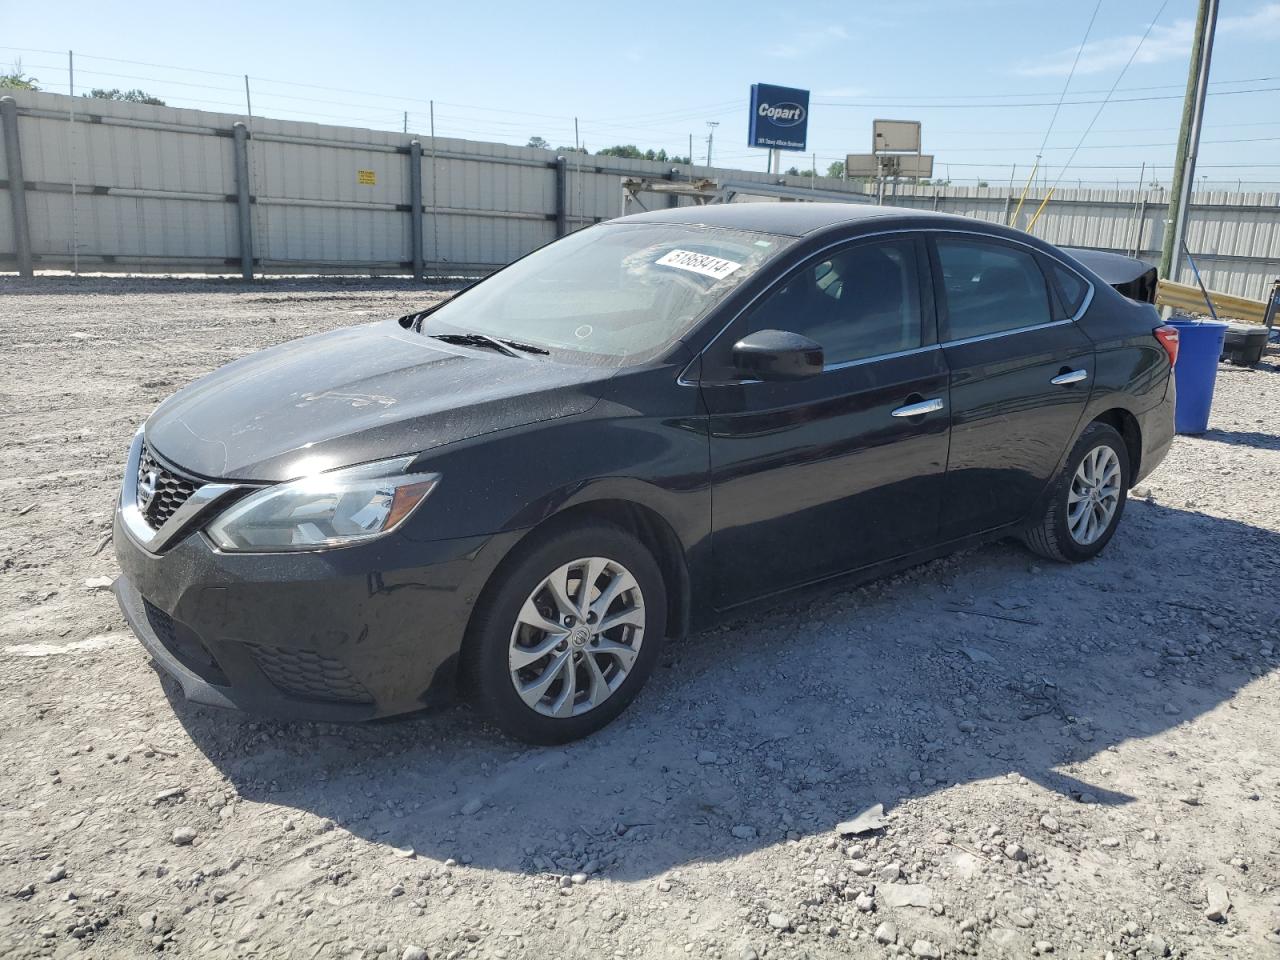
[1026,187,1057,234]
[1155,279,1267,324]
[1008,160,1039,227]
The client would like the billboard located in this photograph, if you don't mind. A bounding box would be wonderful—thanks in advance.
[873,119,921,153]
[749,83,810,152]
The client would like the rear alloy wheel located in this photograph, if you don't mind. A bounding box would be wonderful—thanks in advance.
[1066,445,1122,546]
[469,523,665,743]
[1023,421,1130,563]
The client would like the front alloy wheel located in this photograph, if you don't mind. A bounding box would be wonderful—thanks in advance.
[468,522,666,744]
[1067,445,1122,546]
[509,557,645,718]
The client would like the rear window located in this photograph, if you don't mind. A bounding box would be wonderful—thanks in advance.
[936,238,1053,340]
[1051,262,1090,317]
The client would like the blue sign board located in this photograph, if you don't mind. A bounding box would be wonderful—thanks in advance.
[748,83,810,152]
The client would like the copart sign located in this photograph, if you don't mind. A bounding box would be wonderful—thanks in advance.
[748,83,810,152]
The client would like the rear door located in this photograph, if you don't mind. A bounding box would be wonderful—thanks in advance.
[699,234,951,608]
[930,233,1094,540]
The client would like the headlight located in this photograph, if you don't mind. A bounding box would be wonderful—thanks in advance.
[207,456,439,552]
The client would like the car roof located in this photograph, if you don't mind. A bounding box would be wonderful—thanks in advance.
[614,201,980,238]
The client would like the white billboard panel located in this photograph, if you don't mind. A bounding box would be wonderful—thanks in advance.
[873,119,921,153]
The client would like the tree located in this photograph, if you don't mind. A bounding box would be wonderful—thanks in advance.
[554,145,587,154]
[596,145,644,159]
[85,88,166,105]
[1,60,39,90]
[826,160,845,179]
[526,136,550,150]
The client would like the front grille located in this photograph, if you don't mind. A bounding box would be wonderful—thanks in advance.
[142,599,229,686]
[138,444,198,529]
[250,645,373,704]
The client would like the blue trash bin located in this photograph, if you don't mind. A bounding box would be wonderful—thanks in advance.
[1168,317,1228,435]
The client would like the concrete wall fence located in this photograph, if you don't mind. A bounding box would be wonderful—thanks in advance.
[2,89,1278,300]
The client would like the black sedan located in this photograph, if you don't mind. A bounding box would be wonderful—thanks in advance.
[113,203,1177,743]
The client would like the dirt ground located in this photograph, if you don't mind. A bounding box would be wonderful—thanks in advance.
[1,276,1278,960]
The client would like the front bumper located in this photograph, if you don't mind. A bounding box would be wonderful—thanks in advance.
[113,475,511,722]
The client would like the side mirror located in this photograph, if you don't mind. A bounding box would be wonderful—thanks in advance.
[731,329,824,381]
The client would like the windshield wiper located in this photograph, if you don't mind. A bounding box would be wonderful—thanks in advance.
[430,332,548,358]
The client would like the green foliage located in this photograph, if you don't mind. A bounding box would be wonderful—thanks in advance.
[526,136,550,149]
[85,88,166,105]
[826,161,845,179]
[1,60,39,90]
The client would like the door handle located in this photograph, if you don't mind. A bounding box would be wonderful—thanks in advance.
[891,398,944,418]
[1050,369,1089,386]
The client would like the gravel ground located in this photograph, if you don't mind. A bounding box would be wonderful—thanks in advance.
[1,277,1278,960]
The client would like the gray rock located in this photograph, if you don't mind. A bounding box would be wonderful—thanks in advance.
[836,803,886,836]
[874,921,898,945]
[767,912,792,931]
[1039,815,1060,833]
[731,824,757,840]
[401,947,429,960]
[1011,906,1036,928]
[1205,882,1231,922]
[911,941,941,959]
[1004,842,1027,861]
[696,750,719,765]
[459,798,483,816]
[740,949,759,960]
[848,858,874,876]
[171,826,197,846]
[881,884,933,909]
[879,861,903,882]
[854,892,875,913]
[44,864,67,883]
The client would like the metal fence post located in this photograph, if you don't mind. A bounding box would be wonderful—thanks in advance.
[232,122,254,281]
[408,140,424,280]
[554,156,568,238]
[1,97,34,278]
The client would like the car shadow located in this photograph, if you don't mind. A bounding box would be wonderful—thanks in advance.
[165,500,1277,881]
[1198,428,1280,452]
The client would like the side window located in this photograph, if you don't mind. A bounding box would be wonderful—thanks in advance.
[1049,261,1089,318]
[936,238,1053,340]
[741,238,923,366]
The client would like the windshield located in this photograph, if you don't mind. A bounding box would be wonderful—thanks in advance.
[421,222,793,364]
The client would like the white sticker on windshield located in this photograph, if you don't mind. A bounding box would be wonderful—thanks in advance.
[656,249,743,280]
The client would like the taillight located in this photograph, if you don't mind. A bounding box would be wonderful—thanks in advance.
[1154,325,1180,366]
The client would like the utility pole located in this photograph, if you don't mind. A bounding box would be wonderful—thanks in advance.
[705,121,718,167]
[1160,0,1217,281]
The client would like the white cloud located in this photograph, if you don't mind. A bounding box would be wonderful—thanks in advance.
[1220,2,1280,37]
[1014,18,1192,78]
[1014,3,1280,78]
[767,25,848,59]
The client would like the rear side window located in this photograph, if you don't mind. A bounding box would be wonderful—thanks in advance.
[936,238,1052,340]
[1050,261,1089,317]
[741,237,923,366]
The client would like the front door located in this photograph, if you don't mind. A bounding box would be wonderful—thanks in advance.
[930,234,1094,539]
[699,235,951,609]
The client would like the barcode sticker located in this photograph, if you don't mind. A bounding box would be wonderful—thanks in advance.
[656,249,743,280]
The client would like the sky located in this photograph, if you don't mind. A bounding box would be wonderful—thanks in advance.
[4,0,1279,188]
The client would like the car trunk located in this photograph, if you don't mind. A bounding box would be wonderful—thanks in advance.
[1063,247,1158,304]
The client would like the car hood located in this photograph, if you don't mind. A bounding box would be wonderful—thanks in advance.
[145,320,611,482]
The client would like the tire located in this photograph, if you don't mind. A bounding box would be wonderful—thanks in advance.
[466,521,666,744]
[1022,421,1130,563]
